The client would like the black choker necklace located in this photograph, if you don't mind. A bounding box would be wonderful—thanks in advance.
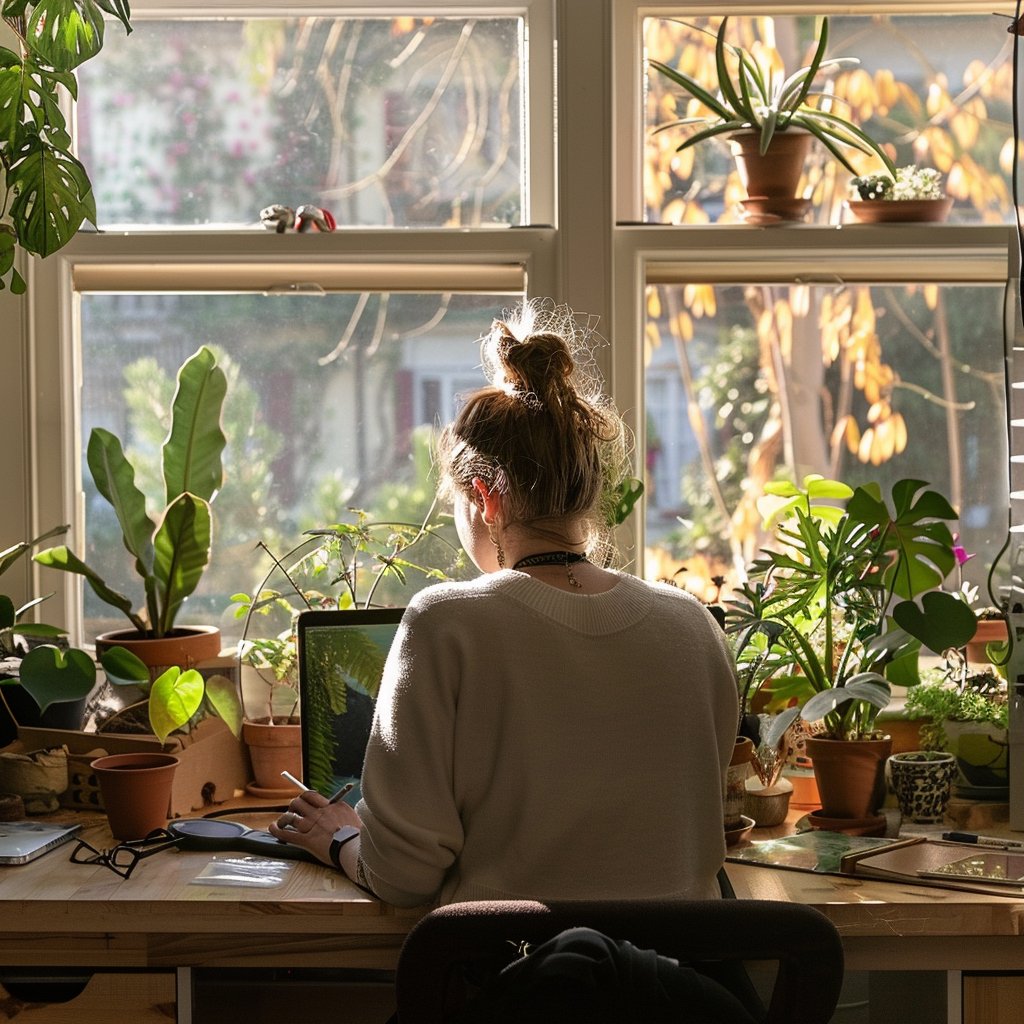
[512,551,587,588]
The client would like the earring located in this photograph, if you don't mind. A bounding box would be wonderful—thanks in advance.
[488,527,506,569]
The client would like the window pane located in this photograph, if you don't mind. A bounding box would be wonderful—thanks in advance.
[645,15,1014,225]
[644,283,1008,605]
[77,17,523,228]
[78,293,511,642]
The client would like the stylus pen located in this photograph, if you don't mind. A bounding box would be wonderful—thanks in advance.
[281,771,355,804]
[941,831,1024,848]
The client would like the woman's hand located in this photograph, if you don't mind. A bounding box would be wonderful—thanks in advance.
[268,790,362,867]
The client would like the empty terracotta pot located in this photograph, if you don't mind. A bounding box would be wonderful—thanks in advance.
[91,752,179,840]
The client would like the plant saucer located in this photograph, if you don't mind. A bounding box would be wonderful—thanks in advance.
[806,811,887,837]
[725,814,756,847]
[738,196,812,224]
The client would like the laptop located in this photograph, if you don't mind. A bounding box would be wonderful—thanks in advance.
[296,608,406,800]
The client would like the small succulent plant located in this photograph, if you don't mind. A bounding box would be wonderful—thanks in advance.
[849,166,945,202]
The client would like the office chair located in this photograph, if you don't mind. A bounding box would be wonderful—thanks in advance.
[395,898,844,1024]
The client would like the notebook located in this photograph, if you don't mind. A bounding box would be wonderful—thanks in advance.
[296,608,406,799]
[0,821,82,865]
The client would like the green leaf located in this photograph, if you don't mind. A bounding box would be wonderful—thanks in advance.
[26,0,106,72]
[99,645,152,686]
[18,644,96,713]
[648,59,735,123]
[763,705,801,749]
[92,0,132,34]
[88,427,156,580]
[204,673,242,737]
[0,595,14,629]
[152,493,212,636]
[0,52,73,150]
[33,545,145,631]
[148,667,203,743]
[7,135,95,256]
[162,346,227,505]
[8,622,65,638]
[892,591,978,653]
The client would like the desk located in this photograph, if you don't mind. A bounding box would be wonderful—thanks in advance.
[2,809,1024,1023]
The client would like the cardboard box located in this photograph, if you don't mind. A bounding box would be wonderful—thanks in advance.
[9,716,252,817]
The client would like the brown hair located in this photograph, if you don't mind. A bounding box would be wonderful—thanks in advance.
[435,301,629,553]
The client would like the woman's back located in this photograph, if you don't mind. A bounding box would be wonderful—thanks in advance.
[356,570,738,907]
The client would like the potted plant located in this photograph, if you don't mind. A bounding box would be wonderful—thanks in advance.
[0,527,95,745]
[1,2,133,293]
[34,346,227,674]
[230,508,463,794]
[906,661,1009,797]
[649,16,895,222]
[846,166,954,223]
[729,475,977,827]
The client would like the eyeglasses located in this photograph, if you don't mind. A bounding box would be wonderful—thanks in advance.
[70,829,180,879]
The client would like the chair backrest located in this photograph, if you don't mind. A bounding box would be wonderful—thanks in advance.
[396,898,844,1024]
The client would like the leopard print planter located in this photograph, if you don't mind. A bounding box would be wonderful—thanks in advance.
[887,751,958,824]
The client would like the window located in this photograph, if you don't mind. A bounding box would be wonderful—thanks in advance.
[7,1,1018,644]
[643,14,1016,226]
[77,15,527,228]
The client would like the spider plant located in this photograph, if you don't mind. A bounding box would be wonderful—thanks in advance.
[649,17,896,175]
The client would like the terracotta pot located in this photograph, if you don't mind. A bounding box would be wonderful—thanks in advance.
[729,128,812,203]
[966,618,1009,665]
[805,736,892,820]
[844,197,953,223]
[91,752,179,840]
[243,717,302,798]
[95,626,222,681]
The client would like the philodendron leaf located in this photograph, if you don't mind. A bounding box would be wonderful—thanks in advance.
[99,645,152,688]
[204,673,243,738]
[152,493,212,636]
[18,645,96,714]
[892,591,978,653]
[33,545,144,631]
[88,427,156,579]
[162,346,227,505]
[149,667,204,743]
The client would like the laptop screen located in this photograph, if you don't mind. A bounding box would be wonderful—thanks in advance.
[297,607,406,799]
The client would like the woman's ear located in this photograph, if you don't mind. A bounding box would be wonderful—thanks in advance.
[471,477,502,524]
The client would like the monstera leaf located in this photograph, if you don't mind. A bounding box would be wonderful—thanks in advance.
[25,0,106,72]
[7,135,95,256]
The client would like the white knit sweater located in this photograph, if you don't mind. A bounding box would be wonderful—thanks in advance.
[356,570,738,908]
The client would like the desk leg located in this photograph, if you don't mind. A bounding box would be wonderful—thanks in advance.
[177,967,193,1024]
[947,971,962,1024]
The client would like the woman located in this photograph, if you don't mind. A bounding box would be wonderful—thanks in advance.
[269,301,738,908]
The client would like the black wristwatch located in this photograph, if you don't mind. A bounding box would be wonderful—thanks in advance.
[329,825,361,868]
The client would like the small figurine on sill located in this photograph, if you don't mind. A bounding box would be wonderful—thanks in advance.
[260,205,296,233]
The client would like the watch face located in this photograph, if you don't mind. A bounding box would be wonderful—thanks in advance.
[333,825,360,843]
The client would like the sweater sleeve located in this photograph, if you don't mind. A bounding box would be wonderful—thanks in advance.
[355,596,464,907]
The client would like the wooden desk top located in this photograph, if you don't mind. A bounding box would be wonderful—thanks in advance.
[3,806,1024,972]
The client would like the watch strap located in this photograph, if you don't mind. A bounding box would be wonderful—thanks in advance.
[329,825,361,868]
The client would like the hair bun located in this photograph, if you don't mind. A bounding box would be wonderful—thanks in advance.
[496,325,574,403]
